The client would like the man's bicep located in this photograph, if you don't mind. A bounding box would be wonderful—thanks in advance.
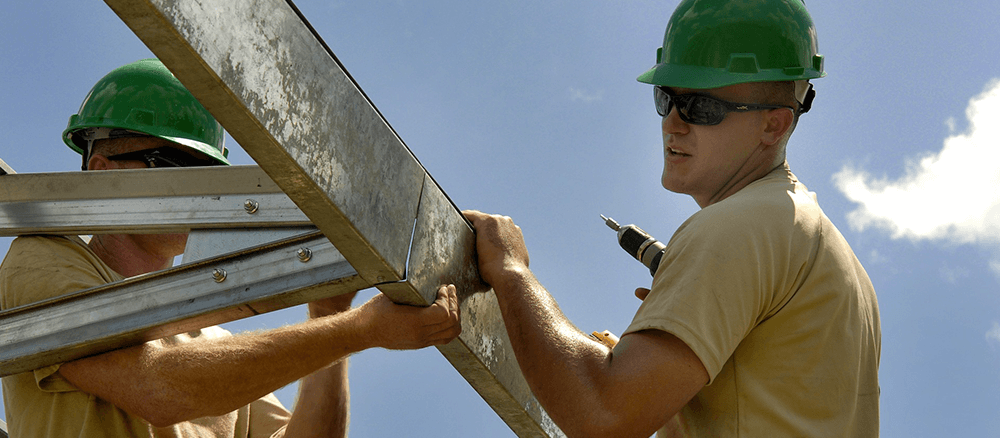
[608,329,707,430]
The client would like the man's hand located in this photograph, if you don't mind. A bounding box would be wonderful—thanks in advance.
[462,210,530,288]
[356,285,462,350]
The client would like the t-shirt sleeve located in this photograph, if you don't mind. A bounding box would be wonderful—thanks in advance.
[248,393,292,438]
[623,204,790,383]
[1,236,112,309]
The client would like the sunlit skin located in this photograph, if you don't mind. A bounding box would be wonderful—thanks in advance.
[661,82,794,208]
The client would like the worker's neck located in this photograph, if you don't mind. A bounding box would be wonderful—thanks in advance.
[88,234,175,278]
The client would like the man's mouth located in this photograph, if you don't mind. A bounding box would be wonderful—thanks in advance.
[667,147,691,157]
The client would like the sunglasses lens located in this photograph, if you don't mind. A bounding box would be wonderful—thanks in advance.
[107,148,217,168]
[684,96,727,125]
[654,87,671,117]
[653,87,729,126]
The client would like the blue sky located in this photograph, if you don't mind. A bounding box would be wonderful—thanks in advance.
[3,0,1000,436]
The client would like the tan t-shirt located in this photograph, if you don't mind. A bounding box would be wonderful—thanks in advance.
[1,235,291,438]
[624,165,881,437]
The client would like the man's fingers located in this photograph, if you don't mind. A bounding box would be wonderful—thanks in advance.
[635,287,651,301]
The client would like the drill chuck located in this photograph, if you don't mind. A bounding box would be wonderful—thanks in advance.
[601,215,667,276]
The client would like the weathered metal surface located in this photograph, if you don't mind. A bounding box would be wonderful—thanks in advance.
[406,175,489,304]
[376,175,565,437]
[105,0,424,283]
[0,231,367,377]
[440,292,563,438]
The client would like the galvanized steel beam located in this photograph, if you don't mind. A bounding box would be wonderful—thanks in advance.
[0,166,309,235]
[101,0,564,435]
[0,231,364,377]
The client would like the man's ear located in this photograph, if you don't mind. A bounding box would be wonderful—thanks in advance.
[761,108,794,146]
[87,153,112,171]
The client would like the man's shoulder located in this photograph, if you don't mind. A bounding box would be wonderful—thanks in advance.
[3,235,89,268]
[1,235,109,310]
[677,169,825,249]
[8,234,87,252]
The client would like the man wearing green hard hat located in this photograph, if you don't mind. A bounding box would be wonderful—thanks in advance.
[464,0,880,436]
[1,59,462,437]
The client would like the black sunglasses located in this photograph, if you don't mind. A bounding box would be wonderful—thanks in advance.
[654,86,795,126]
[106,147,220,168]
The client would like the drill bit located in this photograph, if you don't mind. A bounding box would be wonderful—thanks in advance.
[601,214,667,276]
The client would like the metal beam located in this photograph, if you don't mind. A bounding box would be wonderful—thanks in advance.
[106,0,422,284]
[0,158,14,176]
[0,231,365,377]
[101,0,564,435]
[0,167,309,235]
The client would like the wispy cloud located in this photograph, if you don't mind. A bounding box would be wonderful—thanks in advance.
[569,87,602,103]
[833,79,1000,245]
[987,321,1000,348]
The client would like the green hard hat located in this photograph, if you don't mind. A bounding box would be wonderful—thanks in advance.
[63,58,229,166]
[637,0,826,89]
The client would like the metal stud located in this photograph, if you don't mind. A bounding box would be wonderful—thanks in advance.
[296,247,312,263]
[244,199,259,214]
[212,268,227,283]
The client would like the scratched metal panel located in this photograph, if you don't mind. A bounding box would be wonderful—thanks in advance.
[104,0,425,283]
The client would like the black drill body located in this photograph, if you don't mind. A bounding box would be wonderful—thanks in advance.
[601,215,667,277]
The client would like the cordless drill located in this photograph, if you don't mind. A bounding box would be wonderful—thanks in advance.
[600,215,667,277]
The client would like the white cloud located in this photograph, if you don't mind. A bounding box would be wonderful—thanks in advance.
[987,321,1000,348]
[990,260,1000,279]
[569,87,602,103]
[833,79,1000,245]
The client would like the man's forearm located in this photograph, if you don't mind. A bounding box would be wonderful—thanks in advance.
[59,308,373,426]
[490,267,622,436]
[282,358,350,438]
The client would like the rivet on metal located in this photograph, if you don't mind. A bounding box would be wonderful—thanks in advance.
[243,199,259,214]
[212,268,227,283]
[297,248,312,263]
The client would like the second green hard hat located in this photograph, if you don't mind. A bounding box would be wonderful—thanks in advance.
[63,58,229,166]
